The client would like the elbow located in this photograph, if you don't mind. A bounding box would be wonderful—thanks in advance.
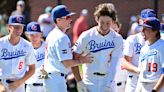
[29,64,35,75]
[62,61,71,68]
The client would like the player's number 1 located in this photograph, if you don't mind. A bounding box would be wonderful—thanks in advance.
[148,62,158,72]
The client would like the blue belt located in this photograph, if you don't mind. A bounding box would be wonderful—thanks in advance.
[93,72,106,76]
[117,81,126,86]
[0,79,14,84]
[48,72,67,77]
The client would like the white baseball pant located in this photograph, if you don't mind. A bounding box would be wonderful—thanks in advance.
[111,81,126,92]
[125,74,138,92]
[135,82,164,92]
[83,73,108,92]
[26,84,44,92]
[43,72,67,92]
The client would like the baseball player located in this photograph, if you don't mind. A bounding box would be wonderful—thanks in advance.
[25,22,45,92]
[123,9,156,92]
[0,15,36,92]
[135,17,164,92]
[110,20,127,92]
[72,3,124,92]
[43,5,93,92]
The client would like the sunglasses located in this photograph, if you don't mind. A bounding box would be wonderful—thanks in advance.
[61,16,71,20]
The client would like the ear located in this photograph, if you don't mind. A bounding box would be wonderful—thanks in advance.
[7,25,12,30]
[56,18,61,23]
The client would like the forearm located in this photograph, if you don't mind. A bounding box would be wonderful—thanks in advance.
[123,56,140,74]
[62,59,80,68]
[123,60,140,74]
[71,66,82,82]
[153,74,164,91]
[19,64,35,83]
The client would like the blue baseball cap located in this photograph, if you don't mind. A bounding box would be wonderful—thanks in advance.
[51,5,75,21]
[26,22,41,34]
[140,9,156,19]
[8,15,25,25]
[139,17,160,31]
[160,23,164,33]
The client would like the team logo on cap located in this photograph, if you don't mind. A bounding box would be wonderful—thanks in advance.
[16,16,23,23]
[31,24,37,31]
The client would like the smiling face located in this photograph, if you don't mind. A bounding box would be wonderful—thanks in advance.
[96,16,113,35]
[141,27,157,41]
[28,33,42,44]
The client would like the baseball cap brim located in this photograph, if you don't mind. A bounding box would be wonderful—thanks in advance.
[65,12,76,17]
[25,31,42,35]
[7,23,25,26]
[139,24,152,29]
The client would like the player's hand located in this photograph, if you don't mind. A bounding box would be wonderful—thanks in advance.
[77,81,88,92]
[39,68,49,79]
[78,52,93,64]
[0,82,6,92]
[104,86,112,92]
[8,79,23,91]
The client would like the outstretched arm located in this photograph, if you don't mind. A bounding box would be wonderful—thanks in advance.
[122,56,140,74]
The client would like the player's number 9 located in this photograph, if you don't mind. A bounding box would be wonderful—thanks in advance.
[148,62,158,72]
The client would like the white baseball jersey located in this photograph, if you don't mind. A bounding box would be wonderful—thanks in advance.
[138,39,164,82]
[0,36,36,79]
[44,26,72,74]
[124,32,145,75]
[25,42,45,84]
[160,32,164,40]
[73,26,123,77]
[113,40,127,81]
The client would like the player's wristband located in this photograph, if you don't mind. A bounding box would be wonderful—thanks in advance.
[152,89,157,92]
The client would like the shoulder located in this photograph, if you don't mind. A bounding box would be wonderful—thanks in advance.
[79,26,97,38]
[0,36,8,43]
[20,37,33,48]
[47,27,69,41]
[157,39,164,47]
[109,29,123,42]
[126,33,141,43]
[111,29,122,38]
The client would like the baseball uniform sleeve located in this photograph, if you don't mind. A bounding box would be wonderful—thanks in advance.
[107,35,124,87]
[123,36,134,57]
[25,45,37,65]
[55,36,72,61]
[159,46,164,73]
[73,32,86,54]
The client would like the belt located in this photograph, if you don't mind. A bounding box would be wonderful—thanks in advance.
[0,79,14,84]
[48,72,66,77]
[93,72,106,76]
[129,75,133,78]
[32,83,43,86]
[117,81,126,86]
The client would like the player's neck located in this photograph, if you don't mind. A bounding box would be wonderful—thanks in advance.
[97,27,110,36]
[56,25,67,33]
[8,35,20,45]
[148,37,159,46]
[33,41,42,49]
